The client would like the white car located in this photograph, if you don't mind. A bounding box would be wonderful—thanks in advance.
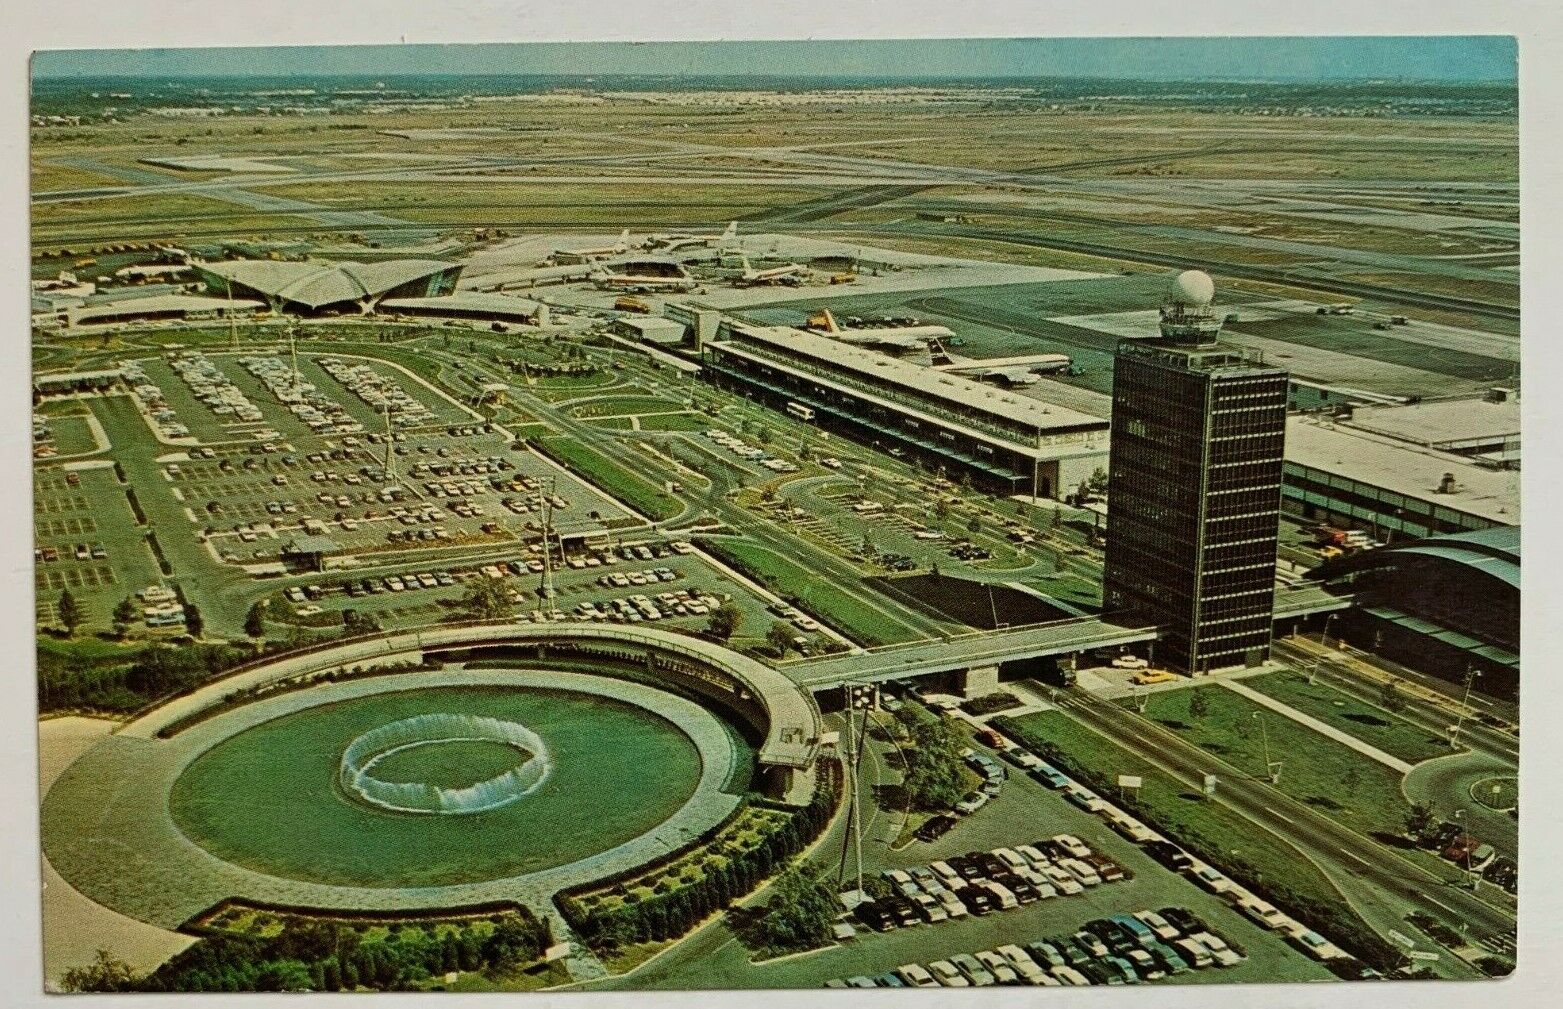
[953,791,989,815]
[895,964,939,988]
[928,960,969,987]
[1052,834,1091,859]
[996,945,1050,986]
[974,950,1018,986]
[1192,931,1244,968]
[1111,654,1150,670]
[1192,863,1234,894]
[1135,910,1180,942]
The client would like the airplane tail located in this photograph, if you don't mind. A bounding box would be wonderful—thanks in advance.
[618,228,629,246]
[820,309,839,333]
[721,221,737,242]
[740,254,753,273]
[928,337,954,366]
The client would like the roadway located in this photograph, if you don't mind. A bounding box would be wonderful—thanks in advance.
[1048,689,1516,947]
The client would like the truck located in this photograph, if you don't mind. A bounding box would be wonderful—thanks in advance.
[614,295,651,314]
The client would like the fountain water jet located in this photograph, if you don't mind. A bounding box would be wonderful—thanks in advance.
[339,713,552,815]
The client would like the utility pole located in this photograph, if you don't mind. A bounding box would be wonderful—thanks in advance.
[539,476,557,602]
[1450,664,1482,749]
[288,326,301,393]
[382,404,396,480]
[226,280,238,352]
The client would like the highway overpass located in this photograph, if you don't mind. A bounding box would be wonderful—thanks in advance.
[789,583,1355,692]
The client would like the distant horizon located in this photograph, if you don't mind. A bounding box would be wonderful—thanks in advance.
[31,36,1518,84]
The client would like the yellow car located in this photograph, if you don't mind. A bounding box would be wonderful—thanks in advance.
[1131,669,1178,686]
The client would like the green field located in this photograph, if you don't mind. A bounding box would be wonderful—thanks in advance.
[1141,685,1415,844]
[997,710,1397,967]
[534,436,680,521]
[369,738,532,788]
[568,395,683,418]
[1471,775,1518,811]
[699,538,924,647]
[636,413,708,433]
[170,685,711,888]
[1242,671,1451,764]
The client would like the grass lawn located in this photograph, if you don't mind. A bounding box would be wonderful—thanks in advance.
[533,436,681,521]
[569,395,683,418]
[1243,670,1452,764]
[1140,686,1415,845]
[698,538,924,647]
[636,413,708,433]
[1471,776,1518,811]
[997,710,1396,967]
[169,685,706,888]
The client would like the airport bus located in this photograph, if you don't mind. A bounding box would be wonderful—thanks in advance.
[785,401,816,422]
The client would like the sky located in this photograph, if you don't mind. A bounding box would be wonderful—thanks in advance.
[32,36,1518,83]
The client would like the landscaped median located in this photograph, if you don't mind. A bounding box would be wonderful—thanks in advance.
[532,436,681,522]
[995,710,1403,972]
[1239,670,1451,765]
[696,538,925,648]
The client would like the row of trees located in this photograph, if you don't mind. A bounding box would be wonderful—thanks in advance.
[67,914,550,993]
[561,764,841,955]
[39,639,260,714]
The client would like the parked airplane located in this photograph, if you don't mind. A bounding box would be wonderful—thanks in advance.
[929,339,1071,386]
[806,308,951,353]
[735,255,807,287]
[644,221,737,254]
[551,229,631,262]
[589,267,698,292]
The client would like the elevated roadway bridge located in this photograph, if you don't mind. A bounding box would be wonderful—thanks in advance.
[788,583,1355,692]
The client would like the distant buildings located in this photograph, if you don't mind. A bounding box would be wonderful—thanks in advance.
[1103,272,1289,674]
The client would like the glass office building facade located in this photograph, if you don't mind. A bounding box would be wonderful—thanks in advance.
[1104,338,1289,673]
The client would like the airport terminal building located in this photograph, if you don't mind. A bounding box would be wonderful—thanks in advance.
[196,258,462,315]
[703,323,1109,498]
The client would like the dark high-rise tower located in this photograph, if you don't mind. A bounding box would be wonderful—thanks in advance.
[1103,271,1289,674]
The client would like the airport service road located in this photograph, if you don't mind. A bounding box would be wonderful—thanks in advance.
[1049,692,1516,945]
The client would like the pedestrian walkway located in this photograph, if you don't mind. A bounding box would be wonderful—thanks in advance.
[1220,678,1413,774]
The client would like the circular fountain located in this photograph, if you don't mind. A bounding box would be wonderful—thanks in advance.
[339,713,552,815]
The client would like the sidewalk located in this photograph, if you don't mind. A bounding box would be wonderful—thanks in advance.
[1220,678,1413,774]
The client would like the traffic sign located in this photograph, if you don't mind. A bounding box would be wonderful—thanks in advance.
[1203,774,1218,796]
[1407,950,1441,962]
[1118,774,1143,789]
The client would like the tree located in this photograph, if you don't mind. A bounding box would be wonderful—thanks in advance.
[244,601,268,638]
[1405,802,1435,839]
[707,601,742,641]
[897,702,968,811]
[462,577,511,621]
[1380,679,1407,713]
[1088,466,1109,494]
[756,867,836,953]
[59,949,137,993]
[1341,764,1363,798]
[342,609,381,636]
[1052,505,1063,529]
[967,514,981,535]
[1188,688,1210,720]
[934,498,951,521]
[184,603,204,639]
[766,621,795,657]
[112,596,137,638]
[57,589,82,637]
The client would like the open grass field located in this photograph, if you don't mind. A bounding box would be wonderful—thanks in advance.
[1242,670,1452,765]
[533,435,680,521]
[1139,685,1415,844]
[169,685,711,888]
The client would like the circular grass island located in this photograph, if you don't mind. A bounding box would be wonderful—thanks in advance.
[169,684,712,889]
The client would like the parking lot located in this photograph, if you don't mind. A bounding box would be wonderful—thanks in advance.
[34,463,163,627]
[725,701,1341,990]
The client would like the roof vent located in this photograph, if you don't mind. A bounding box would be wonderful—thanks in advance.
[1437,472,1457,494]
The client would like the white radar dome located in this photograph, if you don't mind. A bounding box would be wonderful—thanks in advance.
[1170,269,1216,307]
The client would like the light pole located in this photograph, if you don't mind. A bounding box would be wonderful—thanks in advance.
[1253,711,1281,783]
[1323,612,1338,648]
[1450,665,1482,749]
